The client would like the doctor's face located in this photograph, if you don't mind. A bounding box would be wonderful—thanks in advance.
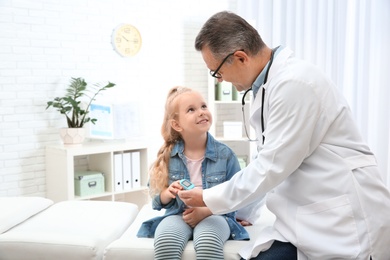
[201,47,252,92]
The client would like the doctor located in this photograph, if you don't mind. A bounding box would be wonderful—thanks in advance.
[179,11,390,260]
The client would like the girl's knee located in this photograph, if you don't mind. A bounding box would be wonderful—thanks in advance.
[194,231,224,260]
[194,230,224,247]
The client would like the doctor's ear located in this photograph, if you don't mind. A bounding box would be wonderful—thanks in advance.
[234,50,248,63]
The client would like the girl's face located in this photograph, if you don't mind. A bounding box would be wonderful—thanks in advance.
[173,91,212,136]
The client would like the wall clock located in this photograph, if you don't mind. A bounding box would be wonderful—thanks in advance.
[111,23,142,57]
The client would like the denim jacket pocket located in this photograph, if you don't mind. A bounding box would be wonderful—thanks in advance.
[205,173,226,188]
[169,171,185,183]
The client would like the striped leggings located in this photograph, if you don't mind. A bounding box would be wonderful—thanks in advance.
[154,214,230,260]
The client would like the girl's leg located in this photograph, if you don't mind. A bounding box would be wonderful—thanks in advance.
[154,215,192,260]
[193,215,230,260]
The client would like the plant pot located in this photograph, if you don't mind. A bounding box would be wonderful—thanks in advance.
[59,128,86,145]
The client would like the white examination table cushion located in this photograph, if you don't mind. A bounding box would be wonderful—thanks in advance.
[0,196,53,234]
[0,200,139,260]
[103,202,275,260]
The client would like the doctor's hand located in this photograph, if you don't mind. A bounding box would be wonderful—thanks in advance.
[178,188,205,207]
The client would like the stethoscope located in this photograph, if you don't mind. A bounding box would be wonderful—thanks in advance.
[241,46,279,144]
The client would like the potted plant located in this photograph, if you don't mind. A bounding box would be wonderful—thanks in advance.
[46,77,116,144]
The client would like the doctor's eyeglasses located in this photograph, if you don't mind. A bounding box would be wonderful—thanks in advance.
[210,52,235,79]
[210,50,244,79]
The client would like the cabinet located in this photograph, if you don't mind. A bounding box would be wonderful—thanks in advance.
[46,141,149,209]
[207,76,256,167]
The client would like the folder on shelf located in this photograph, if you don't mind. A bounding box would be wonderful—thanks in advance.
[131,151,141,188]
[122,152,132,190]
[114,153,123,191]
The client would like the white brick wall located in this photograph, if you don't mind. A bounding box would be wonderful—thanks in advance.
[0,0,237,197]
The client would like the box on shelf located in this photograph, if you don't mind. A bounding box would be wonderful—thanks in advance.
[237,156,247,169]
[74,171,105,197]
[216,82,232,101]
[223,121,243,138]
[232,87,239,101]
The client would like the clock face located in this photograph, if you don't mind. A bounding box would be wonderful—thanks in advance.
[112,24,142,57]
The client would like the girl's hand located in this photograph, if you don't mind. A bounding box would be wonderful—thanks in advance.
[182,207,212,228]
[160,180,183,205]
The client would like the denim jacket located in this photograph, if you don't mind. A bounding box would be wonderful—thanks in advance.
[137,133,249,241]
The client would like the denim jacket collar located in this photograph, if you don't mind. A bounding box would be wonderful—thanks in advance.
[170,132,218,162]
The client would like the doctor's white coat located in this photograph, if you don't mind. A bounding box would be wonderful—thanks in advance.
[203,48,390,259]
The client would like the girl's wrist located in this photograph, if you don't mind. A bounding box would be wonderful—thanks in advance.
[160,188,171,204]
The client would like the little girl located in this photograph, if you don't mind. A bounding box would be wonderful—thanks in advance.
[137,86,249,260]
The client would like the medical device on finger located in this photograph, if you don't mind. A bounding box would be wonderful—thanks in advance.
[180,179,195,190]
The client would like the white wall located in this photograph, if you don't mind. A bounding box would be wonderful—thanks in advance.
[237,0,390,183]
[0,0,237,197]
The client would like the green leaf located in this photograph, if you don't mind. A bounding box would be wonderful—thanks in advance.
[45,77,116,128]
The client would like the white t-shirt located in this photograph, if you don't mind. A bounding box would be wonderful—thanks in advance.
[185,156,204,189]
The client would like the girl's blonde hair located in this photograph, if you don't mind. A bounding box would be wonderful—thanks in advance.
[148,86,193,196]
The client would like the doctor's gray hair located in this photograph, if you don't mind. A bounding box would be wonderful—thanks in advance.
[195,11,266,61]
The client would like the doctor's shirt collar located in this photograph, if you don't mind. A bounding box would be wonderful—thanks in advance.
[252,46,283,99]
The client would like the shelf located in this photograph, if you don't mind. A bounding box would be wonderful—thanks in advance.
[47,140,147,156]
[46,140,149,209]
[74,191,113,201]
[214,100,242,105]
[208,75,256,166]
[215,137,250,142]
[113,186,148,195]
